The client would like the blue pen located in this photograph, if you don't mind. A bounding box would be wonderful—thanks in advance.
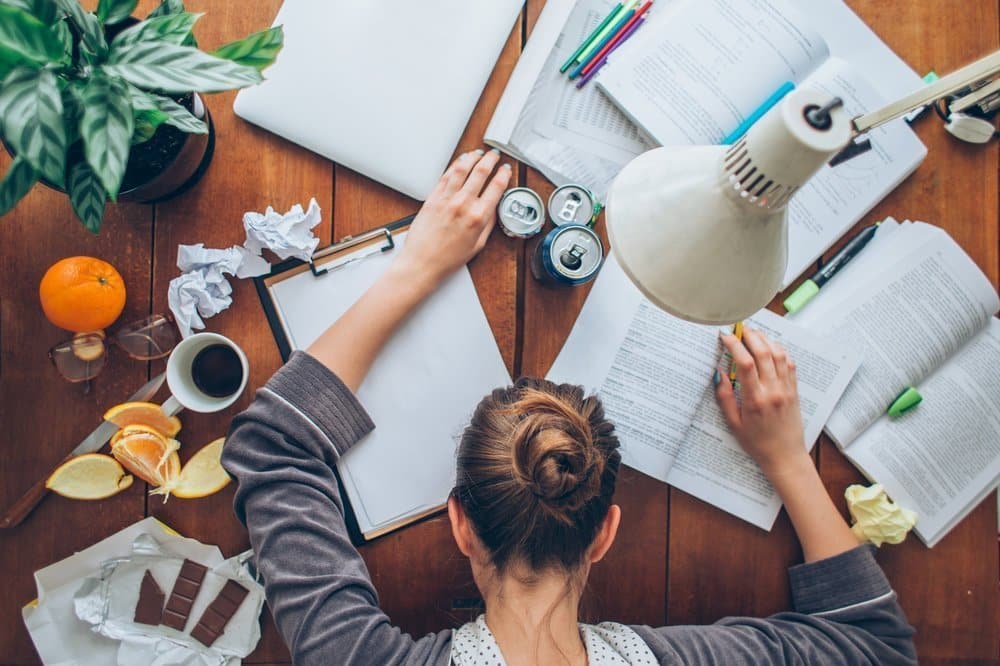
[570,8,636,79]
[721,81,795,144]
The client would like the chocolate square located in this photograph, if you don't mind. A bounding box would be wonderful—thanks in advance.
[189,579,250,647]
[133,570,165,626]
[161,559,208,631]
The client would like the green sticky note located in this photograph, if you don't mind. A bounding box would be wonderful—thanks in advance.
[783,280,819,314]
[888,387,922,418]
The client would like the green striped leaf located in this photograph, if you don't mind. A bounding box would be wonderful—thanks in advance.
[0,41,36,80]
[0,155,38,216]
[97,0,137,25]
[53,18,72,58]
[80,72,133,200]
[106,41,261,93]
[110,12,200,50]
[147,0,184,18]
[128,86,206,134]
[131,108,168,144]
[67,160,107,233]
[60,80,83,145]
[212,26,283,71]
[53,0,107,57]
[0,67,67,186]
[1,0,57,24]
[0,5,64,63]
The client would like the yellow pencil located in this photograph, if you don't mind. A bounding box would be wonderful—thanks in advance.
[728,321,744,382]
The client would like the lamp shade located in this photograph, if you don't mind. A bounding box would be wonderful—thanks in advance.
[606,88,852,324]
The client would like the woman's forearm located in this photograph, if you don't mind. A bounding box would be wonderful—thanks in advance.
[765,454,861,563]
[307,264,437,391]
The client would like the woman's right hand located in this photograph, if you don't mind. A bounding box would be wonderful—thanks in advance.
[715,328,809,476]
[392,149,511,292]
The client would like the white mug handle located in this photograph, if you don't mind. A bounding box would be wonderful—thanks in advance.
[161,394,185,418]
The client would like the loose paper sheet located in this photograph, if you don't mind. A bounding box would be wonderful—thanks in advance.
[548,257,860,529]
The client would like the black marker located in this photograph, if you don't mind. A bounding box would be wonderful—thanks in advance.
[784,222,880,314]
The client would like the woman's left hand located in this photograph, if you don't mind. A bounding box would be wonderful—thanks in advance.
[392,149,512,290]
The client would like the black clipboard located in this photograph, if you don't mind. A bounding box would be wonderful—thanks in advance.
[252,213,416,545]
[254,214,415,362]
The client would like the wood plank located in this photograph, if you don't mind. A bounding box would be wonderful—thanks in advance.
[0,168,152,658]
[146,2,333,661]
[514,0,669,629]
[823,2,999,661]
[334,11,526,638]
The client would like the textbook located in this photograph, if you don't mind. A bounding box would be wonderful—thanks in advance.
[789,219,1000,547]
[547,256,861,531]
[488,0,927,288]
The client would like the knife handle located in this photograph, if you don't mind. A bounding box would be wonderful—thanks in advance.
[0,458,66,529]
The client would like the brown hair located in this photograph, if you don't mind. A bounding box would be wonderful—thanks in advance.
[453,378,621,575]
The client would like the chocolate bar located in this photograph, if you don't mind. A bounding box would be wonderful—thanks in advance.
[190,579,250,647]
[134,570,165,626]
[162,559,208,631]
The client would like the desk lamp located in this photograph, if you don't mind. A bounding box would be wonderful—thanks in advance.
[606,50,1000,325]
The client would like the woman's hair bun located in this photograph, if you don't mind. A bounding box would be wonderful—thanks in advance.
[509,389,605,518]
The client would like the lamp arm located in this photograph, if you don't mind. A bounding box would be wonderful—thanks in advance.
[851,50,1000,134]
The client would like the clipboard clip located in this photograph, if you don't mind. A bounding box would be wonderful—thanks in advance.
[309,227,396,277]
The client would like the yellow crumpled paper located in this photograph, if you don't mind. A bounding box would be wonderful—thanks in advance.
[845,483,918,547]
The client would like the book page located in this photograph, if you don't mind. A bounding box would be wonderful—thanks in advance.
[269,233,511,536]
[597,0,829,145]
[782,59,927,288]
[846,318,1000,547]
[820,236,999,447]
[667,309,860,529]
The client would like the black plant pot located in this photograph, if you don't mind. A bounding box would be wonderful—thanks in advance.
[118,92,216,204]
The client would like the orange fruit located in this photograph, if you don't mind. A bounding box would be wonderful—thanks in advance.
[46,453,134,500]
[110,427,181,489]
[39,257,126,332]
[159,437,231,499]
[104,402,182,438]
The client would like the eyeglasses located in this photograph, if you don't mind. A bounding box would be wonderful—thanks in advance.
[48,313,180,383]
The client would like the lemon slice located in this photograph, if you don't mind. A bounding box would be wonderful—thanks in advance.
[104,402,181,437]
[168,438,231,499]
[46,453,134,500]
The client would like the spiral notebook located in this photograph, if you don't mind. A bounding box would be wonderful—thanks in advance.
[255,222,511,540]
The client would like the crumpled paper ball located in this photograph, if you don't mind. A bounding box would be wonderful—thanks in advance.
[845,483,918,547]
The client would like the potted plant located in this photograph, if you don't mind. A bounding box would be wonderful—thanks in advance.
[0,0,283,232]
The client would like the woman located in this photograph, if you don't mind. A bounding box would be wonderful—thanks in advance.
[222,150,916,665]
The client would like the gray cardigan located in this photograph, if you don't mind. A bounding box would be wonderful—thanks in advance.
[222,352,918,665]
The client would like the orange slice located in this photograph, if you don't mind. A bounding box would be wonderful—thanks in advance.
[104,402,181,438]
[158,437,231,499]
[111,428,181,488]
[46,453,134,500]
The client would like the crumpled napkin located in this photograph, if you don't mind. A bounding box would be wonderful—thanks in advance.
[243,198,321,263]
[845,483,918,547]
[167,199,322,337]
[74,534,264,666]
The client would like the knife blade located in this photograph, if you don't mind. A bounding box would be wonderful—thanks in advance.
[69,373,167,457]
[0,372,167,529]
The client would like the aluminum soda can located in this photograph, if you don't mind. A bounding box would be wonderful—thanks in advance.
[531,224,604,286]
[497,187,545,238]
[548,184,597,227]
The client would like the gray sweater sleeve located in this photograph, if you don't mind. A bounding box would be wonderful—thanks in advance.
[221,351,452,665]
[631,544,917,664]
[224,351,916,666]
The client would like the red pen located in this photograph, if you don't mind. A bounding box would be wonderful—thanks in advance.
[581,0,653,78]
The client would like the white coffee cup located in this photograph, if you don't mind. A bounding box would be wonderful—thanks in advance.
[163,332,249,414]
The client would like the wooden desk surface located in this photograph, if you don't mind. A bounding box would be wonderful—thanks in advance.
[1,1,997,662]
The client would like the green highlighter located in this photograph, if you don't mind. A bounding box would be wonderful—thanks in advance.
[888,387,922,418]
[784,222,880,314]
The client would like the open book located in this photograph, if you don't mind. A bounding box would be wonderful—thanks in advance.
[595,0,927,288]
[547,257,860,530]
[486,0,927,289]
[789,220,1000,546]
